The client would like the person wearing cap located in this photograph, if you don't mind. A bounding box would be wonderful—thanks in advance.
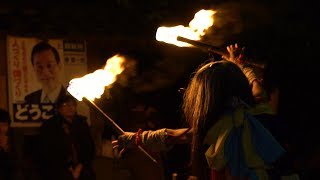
[39,95,95,180]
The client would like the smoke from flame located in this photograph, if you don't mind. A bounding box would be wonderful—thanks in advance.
[67,54,126,101]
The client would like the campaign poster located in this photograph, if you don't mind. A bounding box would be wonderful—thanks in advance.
[7,36,89,127]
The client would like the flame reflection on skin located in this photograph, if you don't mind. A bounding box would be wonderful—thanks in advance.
[67,54,125,101]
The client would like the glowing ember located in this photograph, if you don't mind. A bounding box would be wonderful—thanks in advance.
[156,9,216,47]
[67,54,125,101]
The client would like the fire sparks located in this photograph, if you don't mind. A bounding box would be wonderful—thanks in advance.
[67,54,125,101]
[156,9,216,47]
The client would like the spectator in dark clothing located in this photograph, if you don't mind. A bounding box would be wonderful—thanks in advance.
[39,95,95,180]
[0,109,14,180]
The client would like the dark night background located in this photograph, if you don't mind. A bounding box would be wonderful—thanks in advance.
[1,0,319,178]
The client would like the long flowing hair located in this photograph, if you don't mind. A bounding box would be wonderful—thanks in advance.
[182,60,255,178]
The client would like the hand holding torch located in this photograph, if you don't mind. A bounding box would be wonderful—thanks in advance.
[176,36,265,69]
[82,98,158,164]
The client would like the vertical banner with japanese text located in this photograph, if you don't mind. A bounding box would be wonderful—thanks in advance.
[7,36,89,127]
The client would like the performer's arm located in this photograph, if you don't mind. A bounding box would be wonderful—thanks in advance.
[222,44,266,101]
[113,128,192,151]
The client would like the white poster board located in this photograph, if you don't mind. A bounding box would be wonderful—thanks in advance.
[7,36,90,127]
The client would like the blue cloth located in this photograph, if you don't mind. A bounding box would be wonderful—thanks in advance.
[225,125,259,180]
[245,112,286,164]
[224,112,285,179]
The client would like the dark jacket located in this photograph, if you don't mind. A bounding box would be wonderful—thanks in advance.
[39,114,95,180]
[24,86,67,104]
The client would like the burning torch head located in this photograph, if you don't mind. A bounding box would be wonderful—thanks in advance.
[67,54,126,102]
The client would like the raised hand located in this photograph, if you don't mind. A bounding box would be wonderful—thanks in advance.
[222,43,245,65]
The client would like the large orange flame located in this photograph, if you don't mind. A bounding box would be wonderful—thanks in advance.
[156,9,216,47]
[67,54,125,101]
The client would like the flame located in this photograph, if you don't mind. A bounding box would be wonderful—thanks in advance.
[67,54,125,101]
[156,9,216,47]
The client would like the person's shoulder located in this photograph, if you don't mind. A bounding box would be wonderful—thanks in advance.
[25,89,42,98]
[0,109,10,123]
[24,89,42,103]
[76,114,87,121]
[248,102,275,116]
[56,86,67,103]
[59,85,67,94]
[40,115,60,128]
[74,115,88,124]
[41,116,53,126]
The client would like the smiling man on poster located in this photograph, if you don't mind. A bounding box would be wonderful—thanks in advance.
[7,36,89,126]
[24,41,67,104]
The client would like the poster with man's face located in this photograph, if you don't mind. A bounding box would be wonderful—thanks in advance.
[7,36,89,127]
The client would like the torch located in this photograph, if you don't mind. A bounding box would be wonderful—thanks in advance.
[82,98,158,164]
[67,54,158,164]
[156,9,264,69]
[176,36,226,56]
[176,36,265,69]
